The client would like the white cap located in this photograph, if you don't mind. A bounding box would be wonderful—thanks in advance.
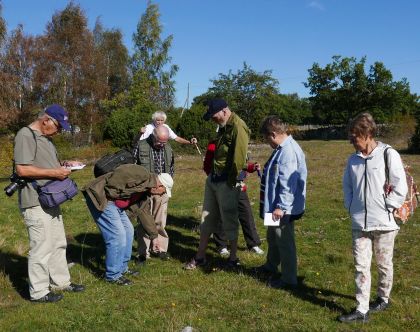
[158,173,173,197]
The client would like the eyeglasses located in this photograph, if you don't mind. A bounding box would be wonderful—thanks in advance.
[47,116,61,131]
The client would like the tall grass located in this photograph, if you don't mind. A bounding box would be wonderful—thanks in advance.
[0,140,419,331]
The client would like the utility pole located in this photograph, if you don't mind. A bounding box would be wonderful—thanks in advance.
[180,83,189,117]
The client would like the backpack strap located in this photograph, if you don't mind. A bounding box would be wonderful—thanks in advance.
[384,147,391,184]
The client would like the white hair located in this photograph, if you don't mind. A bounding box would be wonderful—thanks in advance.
[152,111,167,122]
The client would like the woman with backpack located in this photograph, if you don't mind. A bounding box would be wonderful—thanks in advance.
[339,113,408,323]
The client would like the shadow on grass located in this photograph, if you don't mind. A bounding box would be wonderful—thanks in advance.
[239,267,353,312]
[67,233,105,278]
[0,249,30,300]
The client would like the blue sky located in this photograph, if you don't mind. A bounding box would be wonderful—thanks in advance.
[2,0,420,107]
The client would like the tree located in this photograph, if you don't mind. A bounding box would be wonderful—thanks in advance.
[305,55,418,124]
[130,1,178,109]
[93,18,129,98]
[191,63,310,139]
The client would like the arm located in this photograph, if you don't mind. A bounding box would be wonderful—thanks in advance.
[230,125,249,184]
[343,159,353,211]
[16,164,71,181]
[385,149,408,208]
[274,152,299,215]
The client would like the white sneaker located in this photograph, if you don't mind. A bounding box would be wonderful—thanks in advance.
[219,248,230,257]
[251,246,264,255]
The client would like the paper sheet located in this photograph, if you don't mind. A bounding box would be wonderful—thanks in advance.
[264,213,280,226]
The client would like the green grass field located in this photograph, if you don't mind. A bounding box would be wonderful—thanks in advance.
[1,140,419,331]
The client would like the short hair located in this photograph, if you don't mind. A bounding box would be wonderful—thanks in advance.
[152,111,167,122]
[260,115,288,136]
[348,112,377,138]
[37,110,48,119]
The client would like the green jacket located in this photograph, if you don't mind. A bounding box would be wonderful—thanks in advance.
[213,112,250,187]
[82,164,159,239]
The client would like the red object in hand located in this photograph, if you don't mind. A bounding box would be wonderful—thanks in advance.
[203,141,216,175]
[247,162,256,173]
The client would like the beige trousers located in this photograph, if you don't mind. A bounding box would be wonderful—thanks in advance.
[352,229,398,314]
[137,193,169,257]
[22,205,71,300]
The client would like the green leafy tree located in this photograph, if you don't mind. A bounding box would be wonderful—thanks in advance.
[191,63,310,139]
[305,55,417,124]
[130,1,178,109]
[93,18,129,98]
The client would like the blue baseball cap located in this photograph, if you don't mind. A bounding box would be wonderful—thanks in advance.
[45,104,70,131]
[203,99,228,121]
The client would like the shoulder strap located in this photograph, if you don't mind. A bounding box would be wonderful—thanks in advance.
[384,147,391,183]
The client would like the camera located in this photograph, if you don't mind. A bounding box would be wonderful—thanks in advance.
[4,173,27,197]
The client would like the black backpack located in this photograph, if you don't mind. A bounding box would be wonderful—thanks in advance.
[93,150,135,177]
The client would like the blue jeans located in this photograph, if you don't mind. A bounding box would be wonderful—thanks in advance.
[86,200,134,280]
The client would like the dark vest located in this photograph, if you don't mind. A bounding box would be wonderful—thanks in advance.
[135,137,173,174]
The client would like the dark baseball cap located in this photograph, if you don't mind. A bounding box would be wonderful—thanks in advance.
[45,104,70,131]
[203,99,228,121]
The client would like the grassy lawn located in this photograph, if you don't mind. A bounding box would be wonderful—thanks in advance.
[0,139,419,331]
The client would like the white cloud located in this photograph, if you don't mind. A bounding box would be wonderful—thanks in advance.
[308,1,325,11]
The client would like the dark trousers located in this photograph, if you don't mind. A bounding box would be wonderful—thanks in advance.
[213,190,261,249]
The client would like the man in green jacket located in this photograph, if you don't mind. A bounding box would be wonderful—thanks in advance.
[184,99,250,270]
[83,164,169,285]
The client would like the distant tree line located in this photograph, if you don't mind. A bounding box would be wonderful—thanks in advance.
[1,1,419,151]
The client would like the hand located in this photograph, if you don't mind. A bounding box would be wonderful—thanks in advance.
[55,167,72,180]
[272,208,284,221]
[140,126,146,134]
[150,185,166,195]
[152,238,160,252]
[190,137,198,144]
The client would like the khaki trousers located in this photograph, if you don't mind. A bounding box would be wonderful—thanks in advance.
[137,193,169,256]
[352,229,398,314]
[22,205,71,300]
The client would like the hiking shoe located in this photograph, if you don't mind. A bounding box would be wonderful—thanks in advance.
[124,269,140,277]
[338,310,369,323]
[158,252,171,260]
[62,283,85,292]
[369,298,389,312]
[219,248,230,257]
[183,257,207,270]
[250,246,264,255]
[253,264,273,274]
[31,292,63,303]
[106,276,133,286]
[224,258,241,270]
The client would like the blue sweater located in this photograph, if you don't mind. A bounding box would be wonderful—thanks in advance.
[260,136,307,219]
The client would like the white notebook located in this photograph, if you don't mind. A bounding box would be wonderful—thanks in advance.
[264,213,280,226]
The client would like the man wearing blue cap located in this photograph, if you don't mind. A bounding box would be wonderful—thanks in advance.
[13,105,85,303]
[184,99,250,270]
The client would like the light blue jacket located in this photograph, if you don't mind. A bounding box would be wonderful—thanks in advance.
[260,136,307,218]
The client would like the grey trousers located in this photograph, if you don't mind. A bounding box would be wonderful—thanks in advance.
[264,215,297,285]
[22,205,71,300]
